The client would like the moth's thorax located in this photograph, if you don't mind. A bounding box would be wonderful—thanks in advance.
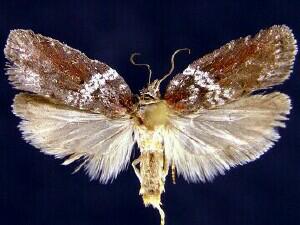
[135,100,169,130]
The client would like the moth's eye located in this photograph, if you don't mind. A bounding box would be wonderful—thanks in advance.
[144,94,155,100]
[133,95,139,104]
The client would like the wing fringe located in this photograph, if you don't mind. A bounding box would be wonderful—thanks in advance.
[13,93,135,183]
[165,92,291,182]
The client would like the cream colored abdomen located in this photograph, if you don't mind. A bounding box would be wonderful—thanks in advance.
[136,128,167,205]
[133,128,168,225]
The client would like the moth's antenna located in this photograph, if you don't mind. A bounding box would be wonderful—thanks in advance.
[158,48,191,84]
[130,53,152,84]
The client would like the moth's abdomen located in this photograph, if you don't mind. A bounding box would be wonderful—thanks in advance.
[133,128,168,225]
[136,128,167,204]
[139,151,165,206]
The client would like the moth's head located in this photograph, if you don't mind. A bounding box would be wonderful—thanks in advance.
[139,79,161,102]
[130,48,191,105]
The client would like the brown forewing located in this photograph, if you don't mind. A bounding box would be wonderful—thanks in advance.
[164,25,297,113]
[4,29,134,118]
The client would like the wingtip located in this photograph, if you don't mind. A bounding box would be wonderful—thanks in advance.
[4,29,35,58]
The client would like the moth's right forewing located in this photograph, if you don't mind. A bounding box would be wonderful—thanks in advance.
[13,93,135,183]
[5,29,134,117]
[165,25,297,113]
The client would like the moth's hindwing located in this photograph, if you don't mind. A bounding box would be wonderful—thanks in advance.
[164,92,291,182]
[13,93,135,183]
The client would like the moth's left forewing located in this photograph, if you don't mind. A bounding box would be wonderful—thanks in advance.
[5,29,134,118]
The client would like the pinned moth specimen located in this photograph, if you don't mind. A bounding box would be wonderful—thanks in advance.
[4,25,297,225]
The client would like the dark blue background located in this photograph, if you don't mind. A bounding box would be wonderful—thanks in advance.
[1,1,299,225]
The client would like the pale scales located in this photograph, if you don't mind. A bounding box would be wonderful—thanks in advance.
[4,25,297,225]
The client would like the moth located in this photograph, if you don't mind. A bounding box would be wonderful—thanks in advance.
[4,25,297,225]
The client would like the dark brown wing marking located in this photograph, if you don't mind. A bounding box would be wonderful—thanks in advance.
[164,25,297,113]
[4,29,133,118]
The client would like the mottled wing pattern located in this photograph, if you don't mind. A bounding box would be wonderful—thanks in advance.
[165,25,297,112]
[13,93,135,183]
[164,93,290,182]
[5,30,136,182]
[4,29,133,117]
[164,25,296,182]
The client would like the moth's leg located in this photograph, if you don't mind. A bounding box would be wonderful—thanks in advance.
[171,160,176,184]
[132,157,141,182]
[156,204,165,225]
[162,153,169,177]
[160,153,169,193]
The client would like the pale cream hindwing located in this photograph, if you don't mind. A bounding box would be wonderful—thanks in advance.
[164,92,291,182]
[13,93,135,183]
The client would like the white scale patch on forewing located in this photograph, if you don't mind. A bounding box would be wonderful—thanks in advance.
[183,66,235,105]
[257,29,297,83]
[11,33,35,61]
[187,85,199,103]
[62,68,120,108]
[80,68,117,99]
[6,66,42,93]
[183,66,220,91]
[24,70,41,92]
